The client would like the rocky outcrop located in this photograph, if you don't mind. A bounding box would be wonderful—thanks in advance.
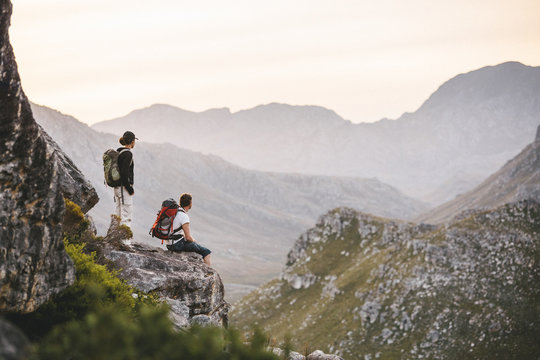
[41,129,98,213]
[0,0,97,314]
[233,201,540,359]
[107,243,229,328]
[0,318,30,360]
[272,348,344,360]
[536,124,540,142]
[102,217,229,328]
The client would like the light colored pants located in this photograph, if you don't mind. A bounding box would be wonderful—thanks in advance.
[114,186,133,227]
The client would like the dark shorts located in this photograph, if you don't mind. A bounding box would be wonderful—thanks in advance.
[171,239,211,258]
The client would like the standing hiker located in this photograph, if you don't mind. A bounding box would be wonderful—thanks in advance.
[115,131,137,227]
[166,193,212,266]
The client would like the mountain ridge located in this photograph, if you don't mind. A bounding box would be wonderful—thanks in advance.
[415,125,540,224]
[91,61,540,204]
[32,102,426,301]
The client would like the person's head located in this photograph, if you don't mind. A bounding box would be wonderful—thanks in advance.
[179,193,192,210]
[119,131,138,148]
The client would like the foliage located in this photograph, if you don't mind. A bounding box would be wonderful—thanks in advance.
[7,237,148,340]
[11,200,278,359]
[36,303,278,360]
[232,203,540,359]
[62,198,91,244]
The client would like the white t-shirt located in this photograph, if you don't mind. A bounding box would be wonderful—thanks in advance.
[172,209,189,233]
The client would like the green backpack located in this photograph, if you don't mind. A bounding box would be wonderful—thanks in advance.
[103,148,129,187]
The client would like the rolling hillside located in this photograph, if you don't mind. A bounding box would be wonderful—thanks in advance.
[232,202,540,359]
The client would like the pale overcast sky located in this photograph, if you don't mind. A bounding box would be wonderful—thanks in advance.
[9,0,540,125]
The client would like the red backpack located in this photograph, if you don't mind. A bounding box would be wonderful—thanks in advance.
[149,199,184,244]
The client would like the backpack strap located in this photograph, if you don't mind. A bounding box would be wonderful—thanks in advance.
[169,208,186,237]
[118,148,133,166]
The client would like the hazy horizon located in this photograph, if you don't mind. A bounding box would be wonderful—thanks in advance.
[10,0,540,125]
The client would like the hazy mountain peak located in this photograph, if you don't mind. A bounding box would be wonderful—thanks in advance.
[417,61,539,114]
[129,103,196,117]
[91,61,540,205]
[233,102,347,127]
[201,107,231,116]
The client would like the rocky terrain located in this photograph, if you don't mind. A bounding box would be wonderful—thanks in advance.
[92,62,540,204]
[0,2,232,357]
[416,124,540,224]
[101,216,229,329]
[0,1,98,358]
[0,0,97,315]
[32,103,427,301]
[232,202,540,359]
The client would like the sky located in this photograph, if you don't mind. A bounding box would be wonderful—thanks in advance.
[9,0,540,125]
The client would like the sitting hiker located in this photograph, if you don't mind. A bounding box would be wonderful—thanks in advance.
[166,193,212,266]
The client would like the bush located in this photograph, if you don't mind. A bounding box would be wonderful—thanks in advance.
[13,200,278,359]
[62,199,91,243]
[36,303,278,360]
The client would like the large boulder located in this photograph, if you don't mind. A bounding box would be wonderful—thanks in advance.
[107,242,229,328]
[0,0,97,313]
[41,129,99,213]
[0,318,30,360]
[103,217,229,328]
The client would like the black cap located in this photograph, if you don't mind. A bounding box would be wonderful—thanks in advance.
[123,131,138,143]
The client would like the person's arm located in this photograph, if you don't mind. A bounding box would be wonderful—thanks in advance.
[119,151,134,195]
[182,223,194,242]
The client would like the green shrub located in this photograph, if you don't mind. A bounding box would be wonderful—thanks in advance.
[12,200,278,359]
[62,199,91,243]
[36,303,278,360]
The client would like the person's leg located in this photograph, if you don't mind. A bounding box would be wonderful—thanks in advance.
[203,254,211,266]
[170,238,185,252]
[120,187,133,227]
[183,242,212,266]
[114,187,122,218]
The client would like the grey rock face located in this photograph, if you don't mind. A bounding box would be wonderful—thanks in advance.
[0,318,30,360]
[234,201,540,359]
[306,350,345,360]
[40,129,98,213]
[164,298,190,328]
[271,348,344,360]
[101,216,229,329]
[107,243,228,328]
[271,348,306,360]
[106,243,229,328]
[0,0,79,313]
[536,124,540,141]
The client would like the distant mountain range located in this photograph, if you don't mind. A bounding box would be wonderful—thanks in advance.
[416,125,540,224]
[92,62,540,205]
[32,103,426,301]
